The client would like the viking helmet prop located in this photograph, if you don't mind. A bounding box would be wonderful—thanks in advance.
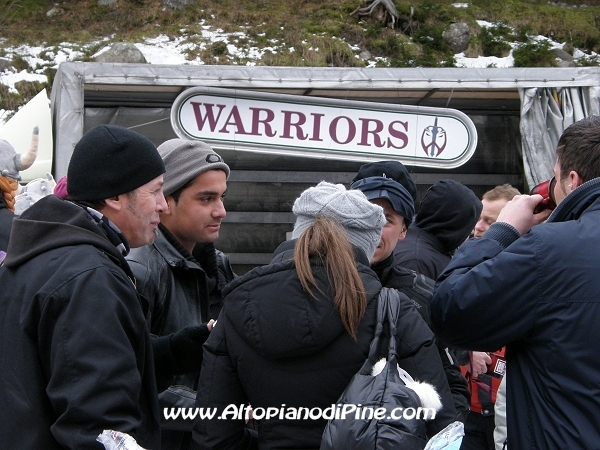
[0,126,39,181]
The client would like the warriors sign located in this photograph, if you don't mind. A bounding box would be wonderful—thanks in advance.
[171,87,477,168]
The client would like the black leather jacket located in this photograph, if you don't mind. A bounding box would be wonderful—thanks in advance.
[127,225,235,450]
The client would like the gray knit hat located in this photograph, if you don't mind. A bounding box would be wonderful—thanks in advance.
[292,181,385,260]
[158,138,230,196]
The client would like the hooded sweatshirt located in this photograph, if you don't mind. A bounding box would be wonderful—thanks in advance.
[394,180,482,279]
[0,195,160,450]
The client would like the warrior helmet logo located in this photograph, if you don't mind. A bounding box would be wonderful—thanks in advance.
[421,118,447,157]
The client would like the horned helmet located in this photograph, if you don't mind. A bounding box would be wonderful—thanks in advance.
[0,126,39,181]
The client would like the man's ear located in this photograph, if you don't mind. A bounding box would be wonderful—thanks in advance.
[397,219,408,242]
[399,226,407,240]
[568,170,583,193]
[161,195,175,216]
[103,195,123,212]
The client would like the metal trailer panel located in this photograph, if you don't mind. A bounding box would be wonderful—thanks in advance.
[50,63,600,273]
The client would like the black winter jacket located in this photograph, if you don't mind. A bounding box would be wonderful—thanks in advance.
[127,225,235,450]
[191,240,456,450]
[394,179,482,280]
[0,195,13,251]
[393,225,450,280]
[432,177,600,449]
[0,195,160,450]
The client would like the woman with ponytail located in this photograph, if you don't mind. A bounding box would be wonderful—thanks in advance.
[192,181,455,450]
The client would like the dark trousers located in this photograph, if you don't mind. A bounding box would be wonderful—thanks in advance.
[460,411,496,450]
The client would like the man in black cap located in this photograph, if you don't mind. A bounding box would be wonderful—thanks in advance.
[351,161,470,424]
[0,125,167,449]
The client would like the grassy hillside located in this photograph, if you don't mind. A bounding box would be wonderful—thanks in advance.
[1,0,600,113]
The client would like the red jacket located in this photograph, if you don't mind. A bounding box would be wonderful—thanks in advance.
[462,347,506,416]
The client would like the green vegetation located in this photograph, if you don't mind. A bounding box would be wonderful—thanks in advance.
[478,24,514,57]
[513,39,557,67]
[1,0,600,112]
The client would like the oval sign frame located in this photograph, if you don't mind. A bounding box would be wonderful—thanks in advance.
[171,86,477,169]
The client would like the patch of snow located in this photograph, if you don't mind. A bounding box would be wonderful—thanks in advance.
[0,69,47,93]
[454,51,515,68]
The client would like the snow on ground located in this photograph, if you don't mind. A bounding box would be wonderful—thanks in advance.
[0,18,597,122]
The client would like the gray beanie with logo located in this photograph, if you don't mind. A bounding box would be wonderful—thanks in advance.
[158,138,230,196]
[292,181,385,260]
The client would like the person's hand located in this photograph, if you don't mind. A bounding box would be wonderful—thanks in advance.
[169,323,211,374]
[469,351,492,377]
[496,194,552,235]
[207,319,216,332]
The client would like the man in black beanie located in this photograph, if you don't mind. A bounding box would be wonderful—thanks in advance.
[0,125,167,449]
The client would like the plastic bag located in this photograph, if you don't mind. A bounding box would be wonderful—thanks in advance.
[424,421,464,450]
[96,430,147,450]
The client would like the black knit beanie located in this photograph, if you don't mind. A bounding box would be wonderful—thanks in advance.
[351,160,418,204]
[67,125,165,201]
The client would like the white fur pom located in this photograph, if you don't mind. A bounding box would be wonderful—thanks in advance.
[404,380,442,412]
[371,358,443,413]
[371,358,387,376]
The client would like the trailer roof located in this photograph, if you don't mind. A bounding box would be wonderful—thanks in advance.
[51,63,600,175]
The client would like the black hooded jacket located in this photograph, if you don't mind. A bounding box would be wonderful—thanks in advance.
[394,180,482,279]
[191,239,456,450]
[0,195,160,450]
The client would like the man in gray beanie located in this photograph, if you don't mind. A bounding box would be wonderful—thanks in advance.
[127,138,235,450]
[0,124,167,449]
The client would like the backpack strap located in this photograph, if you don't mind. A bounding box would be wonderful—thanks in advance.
[383,287,401,359]
[367,287,403,362]
[367,288,389,364]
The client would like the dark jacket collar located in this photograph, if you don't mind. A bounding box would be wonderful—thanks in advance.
[548,177,600,223]
[153,223,219,291]
[371,252,394,280]
[154,223,198,269]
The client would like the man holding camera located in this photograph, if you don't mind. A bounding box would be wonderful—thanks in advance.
[431,115,600,449]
